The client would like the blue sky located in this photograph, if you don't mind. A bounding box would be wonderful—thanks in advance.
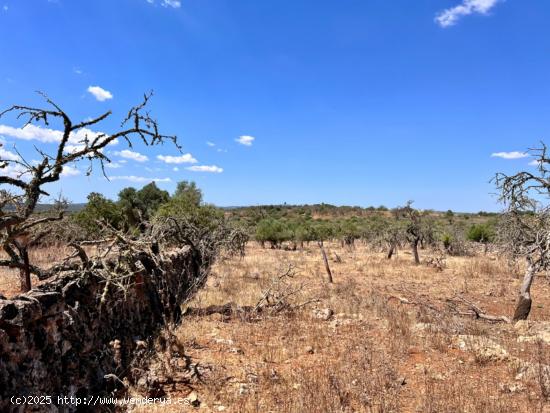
[1,0,549,212]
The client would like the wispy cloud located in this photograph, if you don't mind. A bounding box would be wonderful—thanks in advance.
[157,153,198,164]
[4,154,81,177]
[61,165,80,177]
[186,165,223,173]
[435,0,501,28]
[3,5,8,12]
[206,141,216,147]
[0,124,62,143]
[87,85,113,101]
[106,161,124,169]
[110,175,171,183]
[236,135,255,146]
[146,0,181,8]
[491,151,528,160]
[162,0,181,8]
[2,164,29,179]
[0,146,20,161]
[115,149,148,162]
[0,124,114,147]
[64,144,87,154]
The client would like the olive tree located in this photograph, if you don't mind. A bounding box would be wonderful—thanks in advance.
[394,202,432,264]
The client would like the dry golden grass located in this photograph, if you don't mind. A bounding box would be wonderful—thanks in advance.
[6,242,550,411]
[126,242,550,412]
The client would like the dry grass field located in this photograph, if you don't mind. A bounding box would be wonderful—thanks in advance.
[5,242,550,411]
[120,242,550,412]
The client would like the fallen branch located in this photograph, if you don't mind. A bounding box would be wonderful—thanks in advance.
[387,290,511,324]
[182,303,261,321]
[386,294,441,313]
[447,295,511,324]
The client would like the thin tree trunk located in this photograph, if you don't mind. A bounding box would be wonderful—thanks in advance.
[319,241,333,283]
[387,243,396,260]
[412,239,420,265]
[513,260,537,322]
[19,247,31,292]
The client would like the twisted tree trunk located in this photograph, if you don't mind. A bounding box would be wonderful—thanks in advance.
[513,259,538,321]
[411,238,420,265]
[15,245,31,292]
[387,243,396,259]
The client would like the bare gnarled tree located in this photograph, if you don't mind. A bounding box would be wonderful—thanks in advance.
[0,92,178,292]
[495,143,550,321]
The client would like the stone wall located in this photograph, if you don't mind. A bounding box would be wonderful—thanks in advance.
[0,246,199,412]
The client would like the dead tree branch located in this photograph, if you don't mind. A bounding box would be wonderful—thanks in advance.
[0,92,178,291]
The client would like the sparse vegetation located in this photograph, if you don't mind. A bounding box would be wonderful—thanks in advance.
[1,97,549,412]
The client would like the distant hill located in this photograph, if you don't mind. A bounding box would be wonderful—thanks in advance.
[9,202,498,218]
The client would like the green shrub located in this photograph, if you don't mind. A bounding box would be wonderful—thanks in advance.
[255,218,291,248]
[467,223,494,243]
[73,192,122,237]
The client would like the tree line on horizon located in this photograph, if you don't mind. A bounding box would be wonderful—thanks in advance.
[63,182,496,261]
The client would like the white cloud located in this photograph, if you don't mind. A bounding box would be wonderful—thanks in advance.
[61,165,80,177]
[65,144,89,154]
[0,124,62,143]
[173,167,179,171]
[73,67,83,75]
[529,159,541,166]
[186,165,223,173]
[162,0,181,8]
[4,159,79,178]
[116,149,148,162]
[206,141,216,147]
[70,128,117,146]
[0,146,20,161]
[435,0,501,28]
[3,5,8,11]
[236,135,255,146]
[0,124,115,149]
[147,0,181,7]
[491,151,528,160]
[2,164,29,179]
[157,153,197,164]
[87,85,113,102]
[106,161,124,169]
[110,175,171,183]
